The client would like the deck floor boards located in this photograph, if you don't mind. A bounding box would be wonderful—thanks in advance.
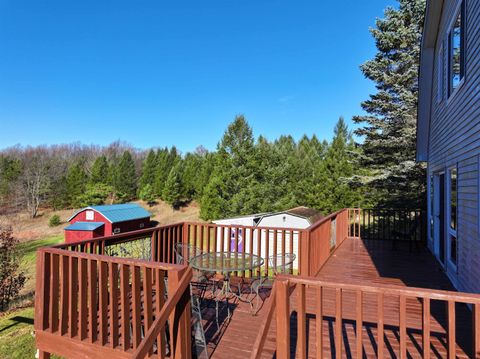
[207,238,473,358]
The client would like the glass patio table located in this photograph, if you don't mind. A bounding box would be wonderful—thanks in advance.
[189,252,264,315]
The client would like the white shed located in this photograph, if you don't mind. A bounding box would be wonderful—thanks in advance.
[212,207,323,271]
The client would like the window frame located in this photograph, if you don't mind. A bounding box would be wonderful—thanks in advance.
[437,43,444,103]
[446,165,458,270]
[447,0,466,99]
[86,210,94,221]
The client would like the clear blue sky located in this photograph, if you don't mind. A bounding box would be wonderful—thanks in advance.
[0,0,395,153]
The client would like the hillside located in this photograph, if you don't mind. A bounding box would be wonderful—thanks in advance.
[0,200,202,243]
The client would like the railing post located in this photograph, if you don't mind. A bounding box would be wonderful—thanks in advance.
[473,303,480,358]
[276,278,290,359]
[168,267,191,359]
[299,230,310,276]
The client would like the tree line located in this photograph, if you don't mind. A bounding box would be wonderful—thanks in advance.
[0,116,366,220]
[0,0,426,221]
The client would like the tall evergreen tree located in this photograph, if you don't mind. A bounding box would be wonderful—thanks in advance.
[90,155,109,185]
[201,115,259,219]
[139,150,157,191]
[154,147,179,198]
[352,0,426,207]
[163,162,185,209]
[317,117,362,213]
[115,151,137,202]
[66,163,87,207]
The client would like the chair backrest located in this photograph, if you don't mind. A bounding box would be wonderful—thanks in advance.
[174,243,204,265]
[268,253,296,275]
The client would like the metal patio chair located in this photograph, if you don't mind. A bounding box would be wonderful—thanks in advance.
[250,253,296,314]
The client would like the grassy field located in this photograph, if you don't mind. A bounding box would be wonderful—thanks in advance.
[0,307,36,359]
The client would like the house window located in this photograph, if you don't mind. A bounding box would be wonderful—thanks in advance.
[437,44,443,103]
[448,167,458,266]
[448,1,465,95]
[86,210,94,220]
[139,223,145,229]
[113,228,120,234]
[429,175,434,242]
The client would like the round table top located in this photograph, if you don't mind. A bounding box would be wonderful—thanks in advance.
[189,252,264,273]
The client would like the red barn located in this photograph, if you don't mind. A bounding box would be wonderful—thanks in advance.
[64,203,151,243]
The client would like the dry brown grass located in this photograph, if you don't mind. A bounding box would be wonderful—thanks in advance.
[0,200,203,243]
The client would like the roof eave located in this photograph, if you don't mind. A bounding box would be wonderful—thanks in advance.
[417,0,444,163]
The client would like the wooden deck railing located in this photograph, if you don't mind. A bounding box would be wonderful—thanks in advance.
[299,208,360,276]
[254,274,480,359]
[34,247,192,359]
[183,222,305,277]
[360,208,426,243]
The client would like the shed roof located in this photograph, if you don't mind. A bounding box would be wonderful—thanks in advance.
[68,203,151,223]
[286,206,323,222]
[64,222,105,231]
[258,206,323,225]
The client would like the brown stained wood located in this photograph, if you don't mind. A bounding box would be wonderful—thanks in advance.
[377,292,384,359]
[273,230,278,270]
[475,303,480,359]
[168,268,183,358]
[109,262,119,348]
[251,283,277,359]
[256,228,261,277]
[99,261,108,345]
[316,286,323,359]
[34,251,49,331]
[132,267,192,359]
[34,221,480,359]
[335,288,342,359]
[49,254,59,334]
[356,290,362,359]
[142,267,153,356]
[399,295,407,359]
[38,350,51,359]
[156,268,166,359]
[448,300,456,358]
[423,297,431,359]
[276,279,290,359]
[79,258,88,340]
[69,256,78,338]
[265,229,270,277]
[120,264,130,351]
[88,259,98,343]
[297,284,306,358]
[60,255,69,335]
[131,265,142,349]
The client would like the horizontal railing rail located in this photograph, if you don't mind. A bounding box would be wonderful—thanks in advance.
[269,274,480,359]
[183,222,305,277]
[53,222,185,262]
[34,247,192,359]
[360,208,427,244]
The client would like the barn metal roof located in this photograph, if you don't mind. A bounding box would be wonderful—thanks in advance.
[67,203,151,223]
[64,222,105,231]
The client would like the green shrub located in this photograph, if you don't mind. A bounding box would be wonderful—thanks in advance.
[48,214,61,227]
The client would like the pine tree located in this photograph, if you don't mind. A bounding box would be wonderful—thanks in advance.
[115,151,137,202]
[318,117,362,213]
[163,162,185,209]
[201,115,259,219]
[66,163,87,207]
[352,0,426,207]
[139,150,157,190]
[154,147,179,198]
[90,155,109,185]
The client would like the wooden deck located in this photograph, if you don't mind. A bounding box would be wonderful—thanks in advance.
[206,238,473,358]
